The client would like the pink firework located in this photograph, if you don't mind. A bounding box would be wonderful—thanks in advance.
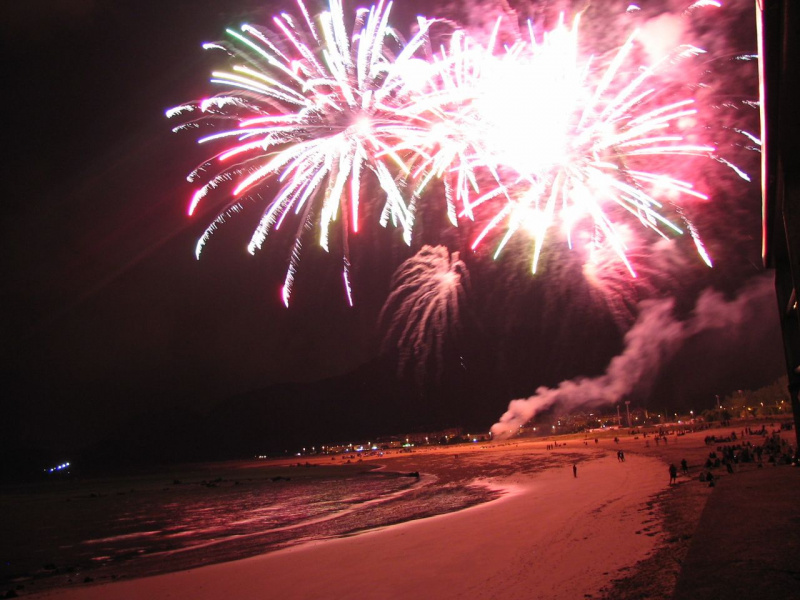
[420,13,748,276]
[380,245,469,378]
[168,0,436,306]
[170,0,753,308]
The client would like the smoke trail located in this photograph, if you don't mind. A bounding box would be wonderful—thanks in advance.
[490,274,776,437]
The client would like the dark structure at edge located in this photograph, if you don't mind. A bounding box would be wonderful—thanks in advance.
[758,0,800,447]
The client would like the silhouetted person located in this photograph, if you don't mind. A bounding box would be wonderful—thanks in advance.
[669,463,678,484]
[573,464,577,478]
[680,458,688,474]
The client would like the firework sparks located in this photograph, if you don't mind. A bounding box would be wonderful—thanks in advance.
[170,0,750,310]
[450,16,734,277]
[380,245,469,379]
[169,0,436,306]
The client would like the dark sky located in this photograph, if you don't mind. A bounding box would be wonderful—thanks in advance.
[0,0,787,468]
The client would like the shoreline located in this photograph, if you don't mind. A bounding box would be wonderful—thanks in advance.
[4,462,494,595]
[23,423,793,599]
[27,439,668,600]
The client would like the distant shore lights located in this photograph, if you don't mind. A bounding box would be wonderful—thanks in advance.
[45,461,70,473]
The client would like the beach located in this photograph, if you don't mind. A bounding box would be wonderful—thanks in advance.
[22,425,791,600]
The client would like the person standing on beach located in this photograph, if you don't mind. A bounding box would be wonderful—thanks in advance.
[669,463,678,485]
[573,464,577,478]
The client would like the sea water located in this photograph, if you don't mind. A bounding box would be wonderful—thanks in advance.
[0,461,500,594]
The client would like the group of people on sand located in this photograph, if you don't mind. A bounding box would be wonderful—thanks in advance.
[572,423,797,487]
[704,429,798,469]
[668,459,689,485]
[672,427,798,488]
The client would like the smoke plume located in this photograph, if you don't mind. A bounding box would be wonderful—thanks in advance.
[491,275,777,437]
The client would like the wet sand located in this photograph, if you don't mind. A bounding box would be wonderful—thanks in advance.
[28,423,795,600]
[27,429,705,600]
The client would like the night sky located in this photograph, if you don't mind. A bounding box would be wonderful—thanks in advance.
[0,0,786,475]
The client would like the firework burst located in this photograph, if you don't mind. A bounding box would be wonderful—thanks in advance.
[449,14,746,277]
[380,245,469,379]
[168,0,437,306]
[170,0,752,316]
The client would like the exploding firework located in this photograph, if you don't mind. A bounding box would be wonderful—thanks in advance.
[170,0,753,313]
[380,245,469,379]
[168,0,436,306]
[426,13,747,278]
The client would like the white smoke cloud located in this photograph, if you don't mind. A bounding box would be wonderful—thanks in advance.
[491,274,777,437]
[638,12,688,64]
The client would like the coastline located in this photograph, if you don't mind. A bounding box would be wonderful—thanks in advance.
[27,435,678,600]
[24,423,795,600]
[2,461,497,594]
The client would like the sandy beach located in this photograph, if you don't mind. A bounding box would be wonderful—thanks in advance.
[25,426,784,600]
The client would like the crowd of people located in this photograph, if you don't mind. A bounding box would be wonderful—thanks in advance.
[655,423,797,487]
[695,426,798,485]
